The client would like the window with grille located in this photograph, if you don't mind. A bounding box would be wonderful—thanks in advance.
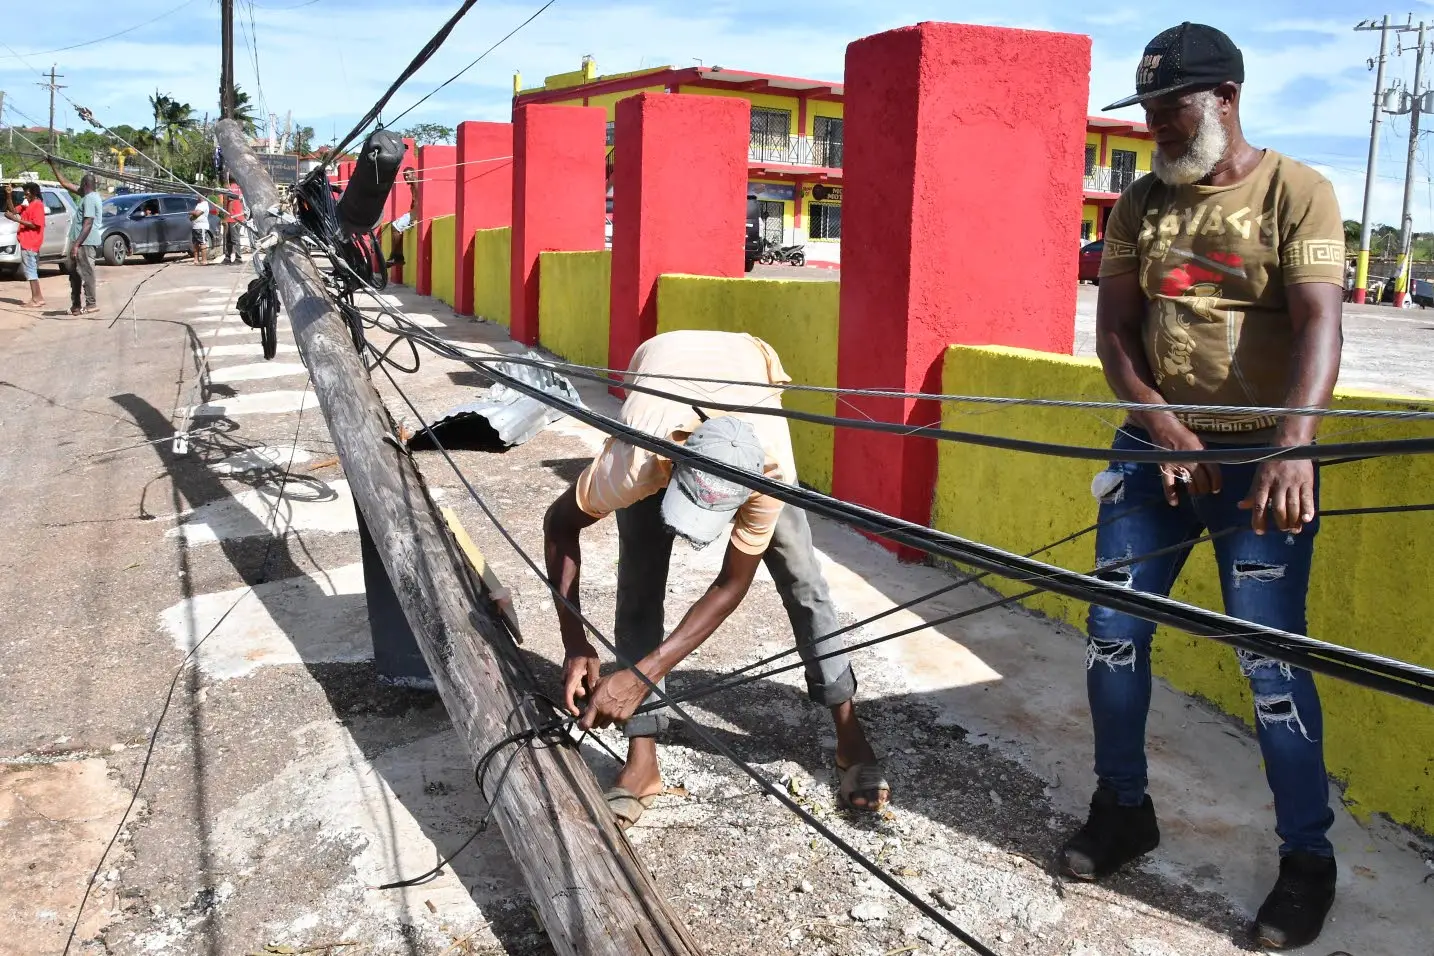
[1084,144,1097,176]
[1110,149,1137,193]
[606,121,615,147]
[809,201,841,240]
[750,107,792,161]
[813,116,843,167]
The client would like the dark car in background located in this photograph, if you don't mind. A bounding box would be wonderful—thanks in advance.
[1078,239,1103,283]
[98,193,221,266]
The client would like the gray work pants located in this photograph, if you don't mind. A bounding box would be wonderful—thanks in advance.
[615,489,857,737]
[69,245,97,310]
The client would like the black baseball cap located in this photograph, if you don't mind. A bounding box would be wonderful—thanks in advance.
[1103,23,1244,111]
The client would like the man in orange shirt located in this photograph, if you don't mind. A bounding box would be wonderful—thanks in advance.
[222,181,246,265]
[3,182,47,309]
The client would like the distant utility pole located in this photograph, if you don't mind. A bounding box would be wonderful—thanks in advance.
[220,0,235,120]
[37,65,65,151]
[1353,16,1395,304]
[1395,21,1430,307]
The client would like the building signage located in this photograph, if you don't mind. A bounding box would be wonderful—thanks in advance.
[749,182,796,202]
[811,185,843,202]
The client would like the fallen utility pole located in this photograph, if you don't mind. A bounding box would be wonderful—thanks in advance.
[215,119,703,956]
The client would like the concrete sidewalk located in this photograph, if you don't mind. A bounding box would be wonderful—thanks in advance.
[0,264,1428,956]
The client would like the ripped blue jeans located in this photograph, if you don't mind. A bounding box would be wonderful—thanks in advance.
[1085,427,1334,858]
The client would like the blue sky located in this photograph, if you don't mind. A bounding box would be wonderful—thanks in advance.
[1,0,1429,228]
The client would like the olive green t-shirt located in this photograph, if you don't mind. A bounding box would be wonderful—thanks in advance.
[1099,150,1344,440]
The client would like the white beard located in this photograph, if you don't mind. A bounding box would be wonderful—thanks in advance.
[1152,93,1229,186]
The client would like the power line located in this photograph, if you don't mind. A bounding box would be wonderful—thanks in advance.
[0,0,201,59]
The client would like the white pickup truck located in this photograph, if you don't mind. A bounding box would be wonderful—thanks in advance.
[0,180,76,279]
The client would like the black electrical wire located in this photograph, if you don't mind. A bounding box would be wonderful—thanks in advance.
[347,320,1434,467]
[376,322,1434,705]
[387,0,561,128]
[320,265,1434,705]
[322,0,483,164]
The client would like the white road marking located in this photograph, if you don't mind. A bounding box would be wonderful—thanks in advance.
[186,390,312,417]
[166,478,356,545]
[206,362,309,384]
[205,343,298,356]
[159,563,368,677]
[209,445,314,475]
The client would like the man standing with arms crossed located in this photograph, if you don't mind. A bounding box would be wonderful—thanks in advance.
[1058,24,1345,950]
[543,330,888,830]
[47,160,102,314]
[3,182,47,309]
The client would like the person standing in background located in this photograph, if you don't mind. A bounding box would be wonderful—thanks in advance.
[3,182,47,309]
[189,194,216,266]
[223,181,246,265]
[46,160,102,314]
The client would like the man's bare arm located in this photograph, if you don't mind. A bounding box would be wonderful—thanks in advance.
[45,158,79,194]
[1239,282,1343,534]
[578,540,763,730]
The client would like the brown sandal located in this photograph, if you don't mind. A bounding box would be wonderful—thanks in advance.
[835,760,891,812]
[604,786,658,831]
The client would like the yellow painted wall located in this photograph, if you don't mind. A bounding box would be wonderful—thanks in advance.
[538,250,611,369]
[932,345,1434,832]
[1106,133,1154,172]
[808,98,844,137]
[472,227,510,329]
[656,275,839,493]
[677,85,801,131]
[573,86,668,119]
[430,215,455,307]
[402,227,417,287]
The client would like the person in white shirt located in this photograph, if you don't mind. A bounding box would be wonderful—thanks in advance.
[189,196,214,266]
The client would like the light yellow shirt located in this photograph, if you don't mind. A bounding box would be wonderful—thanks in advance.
[574,330,798,554]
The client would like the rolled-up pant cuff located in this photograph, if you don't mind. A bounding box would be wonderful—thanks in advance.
[807,664,857,708]
[622,712,667,738]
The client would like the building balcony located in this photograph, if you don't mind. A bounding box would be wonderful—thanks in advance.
[748,135,843,169]
[1084,165,1138,196]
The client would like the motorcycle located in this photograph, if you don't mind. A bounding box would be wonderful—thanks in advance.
[759,239,806,267]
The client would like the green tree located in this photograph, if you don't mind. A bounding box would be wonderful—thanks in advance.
[292,125,315,156]
[231,86,259,136]
[400,122,455,146]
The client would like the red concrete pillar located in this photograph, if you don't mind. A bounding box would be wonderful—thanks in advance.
[833,22,1090,546]
[416,144,457,297]
[454,121,514,315]
[607,93,749,375]
[510,104,607,346]
[388,137,417,284]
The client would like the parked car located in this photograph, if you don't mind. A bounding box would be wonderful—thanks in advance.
[0,181,75,279]
[1078,238,1103,283]
[97,192,221,266]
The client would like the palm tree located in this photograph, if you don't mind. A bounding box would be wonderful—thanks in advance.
[161,100,198,155]
[231,86,258,136]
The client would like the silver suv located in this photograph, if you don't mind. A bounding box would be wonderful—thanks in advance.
[0,181,75,278]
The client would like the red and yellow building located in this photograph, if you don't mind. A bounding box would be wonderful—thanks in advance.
[516,58,1155,264]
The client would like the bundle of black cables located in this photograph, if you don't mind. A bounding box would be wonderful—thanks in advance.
[293,172,388,300]
[236,265,279,360]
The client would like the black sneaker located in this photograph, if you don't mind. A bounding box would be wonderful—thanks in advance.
[1254,852,1337,949]
[1058,787,1160,880]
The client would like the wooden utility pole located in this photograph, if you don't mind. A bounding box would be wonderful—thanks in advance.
[37,65,64,150]
[220,0,235,120]
[214,119,704,956]
[1395,21,1429,308]
[1353,16,1394,304]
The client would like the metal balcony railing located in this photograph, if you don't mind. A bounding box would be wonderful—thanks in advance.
[1084,166,1138,195]
[748,136,843,169]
